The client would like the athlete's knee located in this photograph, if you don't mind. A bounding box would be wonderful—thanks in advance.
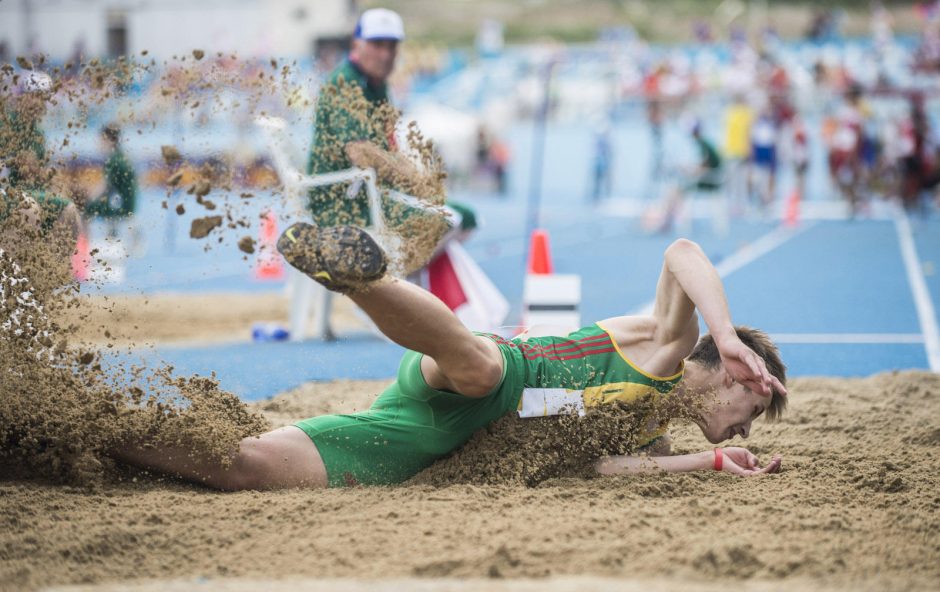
[446,341,503,398]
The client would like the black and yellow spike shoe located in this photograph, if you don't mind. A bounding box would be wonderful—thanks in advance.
[276,222,387,293]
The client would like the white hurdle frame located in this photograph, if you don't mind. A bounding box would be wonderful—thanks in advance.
[255,116,442,340]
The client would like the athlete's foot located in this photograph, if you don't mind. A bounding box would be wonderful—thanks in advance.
[277,223,387,293]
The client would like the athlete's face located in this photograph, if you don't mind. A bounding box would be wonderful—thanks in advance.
[351,38,399,84]
[697,369,769,444]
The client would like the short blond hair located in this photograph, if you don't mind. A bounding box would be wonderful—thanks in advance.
[688,326,787,421]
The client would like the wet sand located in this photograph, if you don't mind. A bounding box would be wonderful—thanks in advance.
[3,372,938,592]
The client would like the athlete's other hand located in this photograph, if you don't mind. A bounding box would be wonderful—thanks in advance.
[717,336,787,397]
[720,447,782,477]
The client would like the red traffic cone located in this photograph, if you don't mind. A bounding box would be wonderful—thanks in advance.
[255,210,285,280]
[784,188,801,228]
[71,232,91,282]
[527,229,553,275]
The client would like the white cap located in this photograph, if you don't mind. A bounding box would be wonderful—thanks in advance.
[22,71,52,94]
[355,8,405,41]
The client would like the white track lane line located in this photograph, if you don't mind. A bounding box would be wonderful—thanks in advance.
[894,211,940,372]
[632,222,815,316]
[769,333,924,344]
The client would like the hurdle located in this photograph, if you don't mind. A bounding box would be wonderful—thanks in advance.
[255,116,450,341]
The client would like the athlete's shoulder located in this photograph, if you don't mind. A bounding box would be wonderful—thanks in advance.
[597,315,693,379]
[514,323,583,341]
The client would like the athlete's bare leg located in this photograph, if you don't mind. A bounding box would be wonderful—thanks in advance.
[112,279,501,488]
[348,278,503,398]
[111,426,328,490]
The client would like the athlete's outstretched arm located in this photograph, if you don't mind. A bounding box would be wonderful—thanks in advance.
[653,239,785,396]
[595,447,782,478]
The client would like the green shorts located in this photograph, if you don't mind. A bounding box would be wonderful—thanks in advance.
[295,345,522,487]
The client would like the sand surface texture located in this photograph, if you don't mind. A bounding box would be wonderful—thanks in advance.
[3,372,938,592]
[61,292,367,346]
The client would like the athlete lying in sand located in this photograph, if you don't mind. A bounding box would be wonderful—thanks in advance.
[114,226,787,488]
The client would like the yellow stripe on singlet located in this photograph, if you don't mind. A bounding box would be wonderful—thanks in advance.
[582,381,660,408]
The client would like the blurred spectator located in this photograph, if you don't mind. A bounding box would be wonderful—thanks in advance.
[590,123,613,202]
[693,20,713,44]
[305,8,408,340]
[474,125,510,195]
[871,2,894,54]
[475,126,491,177]
[85,123,138,239]
[0,71,80,240]
[898,93,939,213]
[489,136,510,196]
[304,8,476,339]
[749,103,779,213]
[307,8,408,228]
[476,19,505,59]
[826,84,868,215]
[788,115,810,201]
[649,120,725,236]
[807,10,840,43]
[692,121,724,192]
[2,73,53,191]
[723,94,754,213]
[643,64,667,178]
[915,21,940,73]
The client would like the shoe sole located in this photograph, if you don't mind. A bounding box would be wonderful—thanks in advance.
[277,223,386,290]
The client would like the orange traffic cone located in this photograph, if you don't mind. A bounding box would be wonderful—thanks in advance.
[255,210,285,280]
[527,229,553,275]
[71,232,91,282]
[784,188,801,228]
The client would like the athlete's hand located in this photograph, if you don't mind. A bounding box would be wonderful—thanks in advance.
[719,447,782,477]
[717,336,787,397]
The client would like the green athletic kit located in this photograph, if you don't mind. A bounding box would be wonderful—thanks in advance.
[1,107,47,191]
[31,190,71,231]
[0,188,70,231]
[85,149,137,219]
[692,135,723,191]
[295,323,684,487]
[306,59,395,228]
[305,59,475,239]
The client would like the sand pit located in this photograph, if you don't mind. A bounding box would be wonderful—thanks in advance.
[1,57,937,590]
[2,372,939,592]
[59,292,367,346]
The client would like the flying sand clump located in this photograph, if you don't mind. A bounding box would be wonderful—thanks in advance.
[413,389,716,487]
[0,60,275,485]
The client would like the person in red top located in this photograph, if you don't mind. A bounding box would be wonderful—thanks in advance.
[827,84,866,214]
[899,92,940,212]
[643,64,667,177]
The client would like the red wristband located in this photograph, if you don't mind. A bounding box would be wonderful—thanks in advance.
[713,448,723,471]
